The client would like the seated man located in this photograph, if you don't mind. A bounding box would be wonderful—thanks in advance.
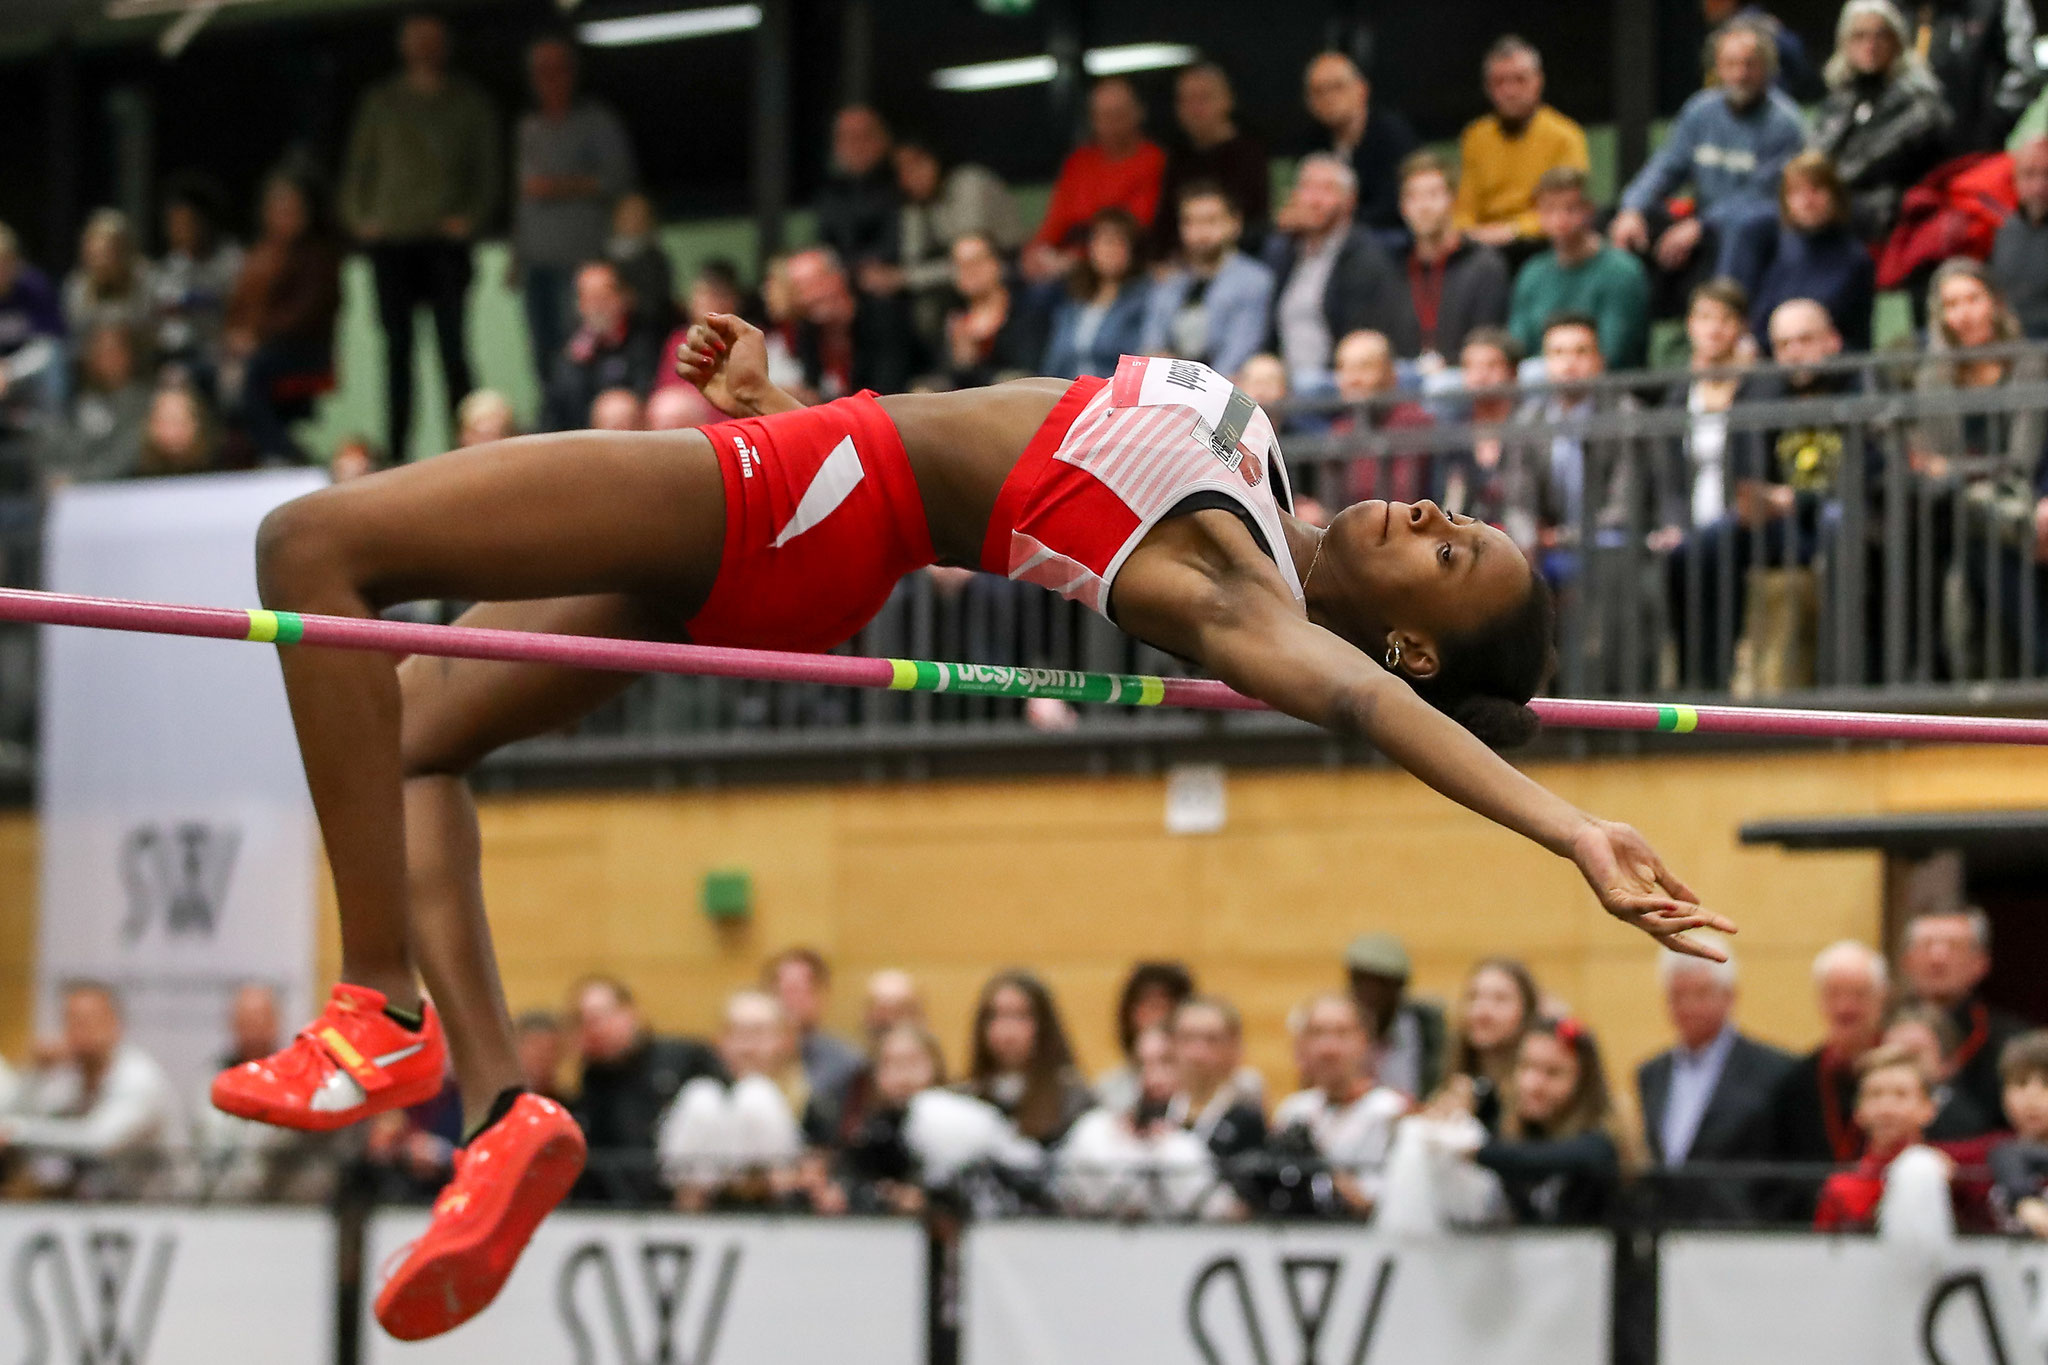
[1262,154,1408,392]
[1329,329,1432,504]
[1267,993,1410,1217]
[1455,37,1591,253]
[1392,151,1510,365]
[569,976,722,1204]
[1140,182,1275,378]
[542,260,659,432]
[1510,167,1650,370]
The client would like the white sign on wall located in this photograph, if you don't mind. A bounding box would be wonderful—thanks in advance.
[0,1206,334,1365]
[1662,1233,2048,1365]
[363,1211,927,1363]
[963,1223,1610,1365]
[38,471,326,1101]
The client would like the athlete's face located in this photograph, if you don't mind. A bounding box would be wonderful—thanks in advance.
[1315,499,1531,681]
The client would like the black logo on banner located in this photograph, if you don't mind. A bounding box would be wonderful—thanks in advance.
[1920,1270,2014,1365]
[558,1240,742,1365]
[1186,1254,1396,1365]
[9,1228,175,1365]
[118,823,240,942]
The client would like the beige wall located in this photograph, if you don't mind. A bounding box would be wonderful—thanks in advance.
[11,744,2046,1100]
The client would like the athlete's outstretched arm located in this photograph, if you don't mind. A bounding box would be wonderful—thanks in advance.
[1117,533,1735,960]
[674,313,804,418]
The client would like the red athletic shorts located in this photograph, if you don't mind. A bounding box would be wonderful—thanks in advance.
[686,392,936,653]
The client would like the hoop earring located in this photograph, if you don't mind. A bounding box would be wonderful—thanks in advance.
[1384,641,1403,670]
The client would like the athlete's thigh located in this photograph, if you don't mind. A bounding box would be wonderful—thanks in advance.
[399,594,685,777]
[280,429,726,612]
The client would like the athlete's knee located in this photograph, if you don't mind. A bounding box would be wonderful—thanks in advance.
[254,492,351,608]
[398,666,487,779]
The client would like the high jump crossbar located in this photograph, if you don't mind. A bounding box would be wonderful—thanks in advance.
[2,586,2046,746]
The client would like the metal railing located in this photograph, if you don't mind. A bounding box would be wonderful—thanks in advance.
[3,345,2046,789]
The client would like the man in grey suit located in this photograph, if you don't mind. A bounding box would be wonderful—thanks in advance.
[1637,947,1793,1221]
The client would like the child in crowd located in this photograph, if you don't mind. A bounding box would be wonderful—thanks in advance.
[1990,1031,2048,1237]
[1813,1043,1941,1232]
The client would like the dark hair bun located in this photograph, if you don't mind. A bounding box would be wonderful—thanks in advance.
[1451,694,1541,751]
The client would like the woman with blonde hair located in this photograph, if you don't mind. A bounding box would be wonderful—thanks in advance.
[64,208,155,341]
[1811,0,1952,244]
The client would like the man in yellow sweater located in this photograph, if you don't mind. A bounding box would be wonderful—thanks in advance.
[1454,37,1590,250]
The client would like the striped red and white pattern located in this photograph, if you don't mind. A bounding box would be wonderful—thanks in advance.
[1003,356,1301,616]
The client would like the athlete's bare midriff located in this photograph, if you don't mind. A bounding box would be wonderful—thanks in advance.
[878,378,1068,566]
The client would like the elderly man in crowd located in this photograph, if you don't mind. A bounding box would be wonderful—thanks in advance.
[569,975,721,1204]
[786,246,914,400]
[1262,154,1407,392]
[0,982,185,1199]
[1900,907,2032,1128]
[1270,993,1411,1216]
[1991,138,2048,339]
[1766,941,1888,1171]
[1299,51,1417,233]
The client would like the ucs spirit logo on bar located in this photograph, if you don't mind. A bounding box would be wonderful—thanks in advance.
[557,1240,741,1365]
[117,823,241,943]
[9,1228,175,1365]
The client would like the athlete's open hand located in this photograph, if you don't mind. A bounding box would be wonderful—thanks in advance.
[675,312,774,417]
[1570,819,1736,960]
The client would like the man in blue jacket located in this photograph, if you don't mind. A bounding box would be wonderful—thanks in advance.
[1141,182,1275,378]
[1611,19,1806,310]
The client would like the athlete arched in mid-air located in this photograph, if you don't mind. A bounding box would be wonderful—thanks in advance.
[214,315,1733,1339]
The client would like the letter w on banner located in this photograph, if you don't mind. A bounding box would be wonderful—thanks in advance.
[38,471,327,1102]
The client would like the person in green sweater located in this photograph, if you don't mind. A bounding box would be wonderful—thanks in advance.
[341,12,500,462]
[1508,166,1650,370]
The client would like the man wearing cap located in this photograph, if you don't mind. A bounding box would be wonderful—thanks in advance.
[1345,932,1447,1101]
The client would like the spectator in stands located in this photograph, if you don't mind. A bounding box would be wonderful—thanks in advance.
[932,233,1036,390]
[1813,1043,1943,1231]
[1041,208,1149,380]
[1512,167,1651,370]
[0,220,67,434]
[1330,330,1432,503]
[1436,328,1528,533]
[514,35,636,380]
[139,381,217,476]
[1914,258,2044,482]
[587,386,643,431]
[787,245,915,400]
[1728,153,1877,352]
[194,983,343,1203]
[960,969,1092,1147]
[1913,0,2042,153]
[1391,151,1509,365]
[1096,961,1195,1112]
[653,260,745,421]
[0,981,184,1199]
[543,259,658,431]
[1269,993,1411,1216]
[645,382,717,431]
[1990,1031,2048,1236]
[569,975,722,1204]
[1523,315,1645,578]
[150,173,242,390]
[863,970,924,1041]
[1612,20,1806,304]
[659,990,831,1210]
[1235,352,1292,430]
[1059,1025,1217,1217]
[765,946,864,1118]
[1899,906,2031,1129]
[1446,957,1541,1133]
[1638,950,1792,1178]
[1140,183,1274,378]
[888,136,1023,352]
[329,434,381,481]
[1811,2,1953,247]
[1655,278,1754,567]
[1475,1018,1623,1225]
[1264,154,1407,391]
[607,193,673,335]
[222,171,343,465]
[1024,78,1165,282]
[514,1009,568,1105]
[455,387,516,446]
[1169,997,1267,1166]
[1702,0,1818,98]
[1299,51,1417,234]
[1991,138,2048,339]
[342,11,498,461]
[1767,940,1887,1167]
[1883,1005,1998,1139]
[1670,298,1862,689]
[816,105,899,284]
[835,1023,945,1213]
[1344,932,1446,1103]
[64,209,154,342]
[1454,37,1591,254]
[1156,63,1270,258]
[44,323,150,484]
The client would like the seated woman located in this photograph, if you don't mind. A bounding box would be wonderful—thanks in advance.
[1057,1025,1217,1217]
[836,1022,1038,1213]
[1808,0,1952,246]
[1475,1017,1623,1225]
[956,970,1094,1150]
[1093,961,1194,1111]
[1444,957,1541,1135]
[1727,153,1876,352]
[1040,208,1149,380]
[931,233,1041,392]
[221,172,343,465]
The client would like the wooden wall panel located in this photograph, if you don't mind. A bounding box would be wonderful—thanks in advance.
[0,813,36,1059]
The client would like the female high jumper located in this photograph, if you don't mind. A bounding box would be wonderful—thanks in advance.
[212,315,1733,1340]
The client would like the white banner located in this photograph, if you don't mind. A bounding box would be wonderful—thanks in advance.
[362,1211,927,1362]
[38,471,327,1101]
[0,1205,334,1365]
[963,1224,1609,1365]
[1662,1233,2048,1365]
